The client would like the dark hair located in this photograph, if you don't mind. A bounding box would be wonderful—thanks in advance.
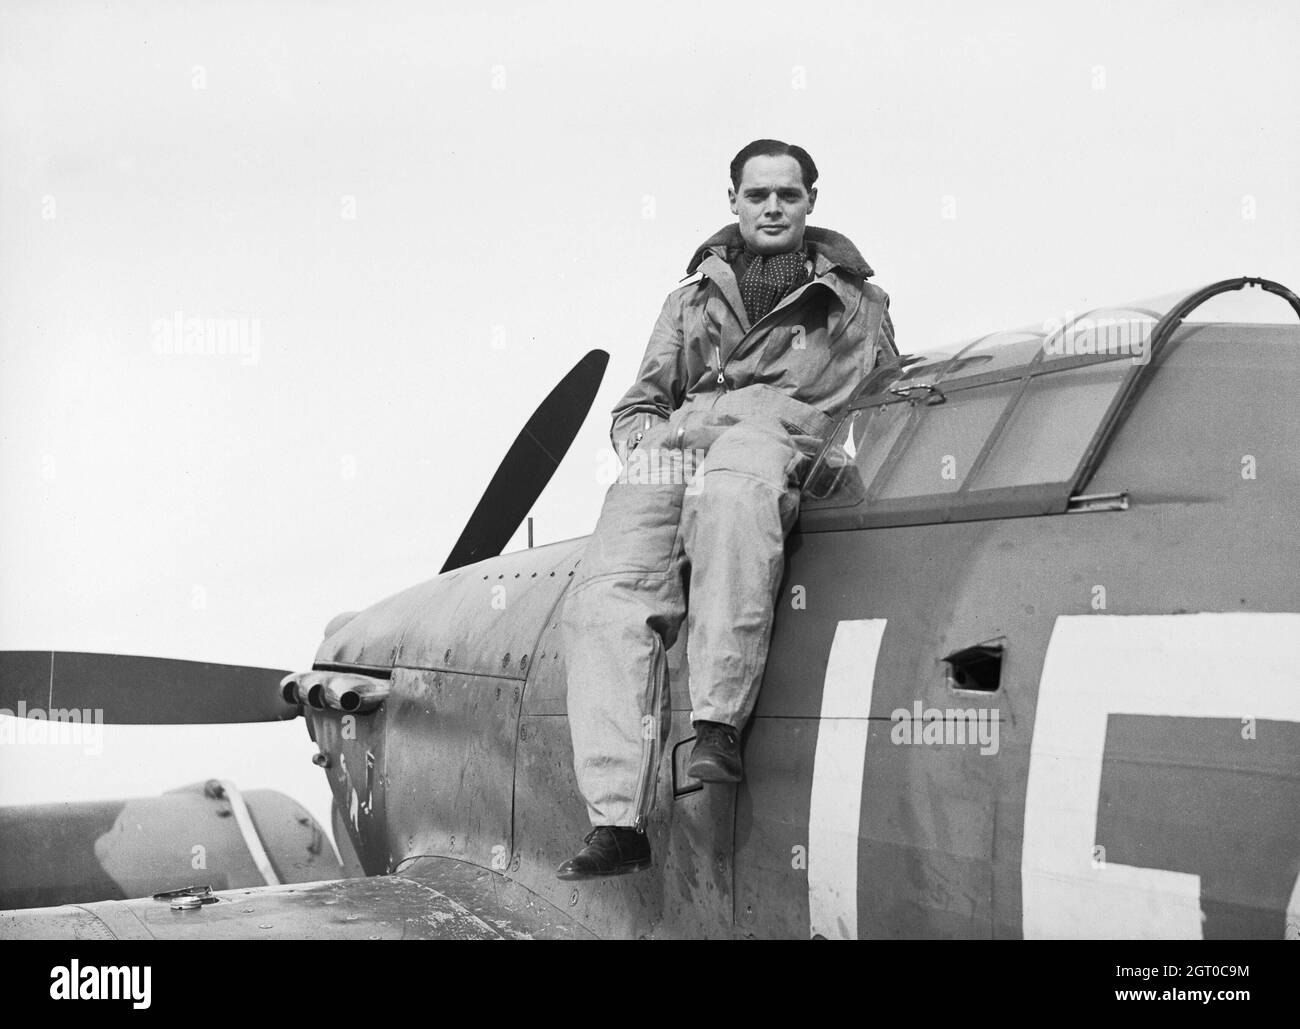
[729,139,819,190]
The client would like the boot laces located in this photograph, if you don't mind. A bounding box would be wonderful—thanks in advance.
[699,722,737,746]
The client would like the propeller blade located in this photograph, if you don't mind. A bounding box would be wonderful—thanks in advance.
[0,652,298,724]
[440,348,609,573]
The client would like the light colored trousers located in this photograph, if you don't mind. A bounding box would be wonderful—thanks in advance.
[562,385,834,828]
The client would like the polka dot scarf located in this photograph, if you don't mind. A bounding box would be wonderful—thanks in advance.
[739,248,809,325]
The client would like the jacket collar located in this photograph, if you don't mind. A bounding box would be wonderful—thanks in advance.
[685,223,874,279]
[688,224,873,335]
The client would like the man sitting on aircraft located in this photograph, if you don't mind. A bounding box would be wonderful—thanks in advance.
[558,140,895,879]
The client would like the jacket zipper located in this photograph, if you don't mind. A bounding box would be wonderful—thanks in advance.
[716,276,830,387]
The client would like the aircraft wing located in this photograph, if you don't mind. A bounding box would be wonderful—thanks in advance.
[0,857,596,940]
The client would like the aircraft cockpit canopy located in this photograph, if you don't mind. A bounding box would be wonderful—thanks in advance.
[804,277,1300,527]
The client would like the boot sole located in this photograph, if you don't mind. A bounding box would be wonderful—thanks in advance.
[555,857,652,881]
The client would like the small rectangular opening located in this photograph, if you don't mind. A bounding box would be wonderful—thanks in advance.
[943,641,1004,693]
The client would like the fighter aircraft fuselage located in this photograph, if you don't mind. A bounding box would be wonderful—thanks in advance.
[305,317,1300,939]
[5,284,1298,940]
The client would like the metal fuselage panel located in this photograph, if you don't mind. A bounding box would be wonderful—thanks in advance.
[513,708,737,938]
[311,539,585,875]
[383,668,521,871]
[310,707,391,874]
[314,539,585,676]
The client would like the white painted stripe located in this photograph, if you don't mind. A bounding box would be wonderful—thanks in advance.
[1023,613,1300,939]
[808,618,886,940]
[218,779,282,887]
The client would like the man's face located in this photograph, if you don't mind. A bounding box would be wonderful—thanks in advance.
[728,154,817,255]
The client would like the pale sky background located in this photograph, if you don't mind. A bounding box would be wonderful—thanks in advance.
[1,1,1297,846]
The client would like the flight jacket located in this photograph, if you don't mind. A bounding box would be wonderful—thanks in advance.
[609,223,896,450]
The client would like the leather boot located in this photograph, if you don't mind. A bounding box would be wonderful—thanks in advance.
[687,720,743,782]
[555,826,652,880]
